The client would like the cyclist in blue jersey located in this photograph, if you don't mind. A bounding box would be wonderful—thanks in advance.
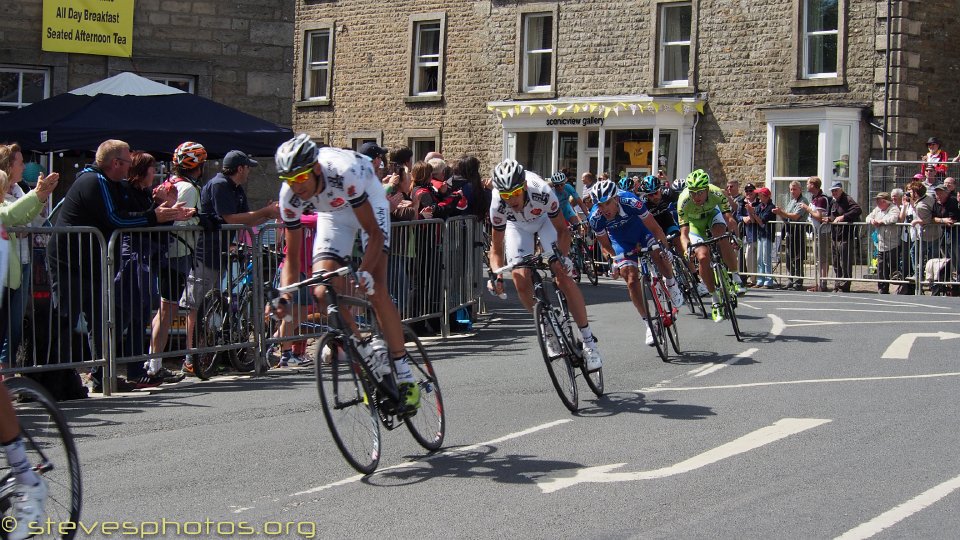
[549,172,591,228]
[588,180,684,347]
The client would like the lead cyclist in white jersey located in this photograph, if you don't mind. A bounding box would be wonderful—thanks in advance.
[273,134,419,410]
[487,159,604,371]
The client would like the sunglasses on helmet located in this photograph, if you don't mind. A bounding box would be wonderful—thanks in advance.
[499,185,525,200]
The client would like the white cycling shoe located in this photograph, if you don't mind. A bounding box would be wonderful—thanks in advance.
[645,326,655,347]
[582,340,603,371]
[696,282,710,297]
[669,285,685,307]
[9,479,47,540]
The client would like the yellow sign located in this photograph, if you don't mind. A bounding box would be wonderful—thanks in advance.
[42,0,135,58]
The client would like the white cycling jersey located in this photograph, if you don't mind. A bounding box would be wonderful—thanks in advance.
[279,147,390,264]
[489,172,562,265]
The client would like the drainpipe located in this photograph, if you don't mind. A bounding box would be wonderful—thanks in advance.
[882,0,892,160]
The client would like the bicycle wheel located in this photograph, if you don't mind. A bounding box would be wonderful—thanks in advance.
[715,268,743,342]
[401,325,445,451]
[674,256,707,318]
[534,302,578,412]
[3,378,82,540]
[642,279,670,362]
[572,247,583,284]
[556,291,603,397]
[314,333,382,474]
[654,280,682,355]
[193,290,226,380]
[228,291,257,373]
[582,245,600,286]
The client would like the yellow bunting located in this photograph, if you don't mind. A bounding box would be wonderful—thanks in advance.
[589,104,598,113]
[651,102,660,113]
[674,103,684,113]
[696,102,705,114]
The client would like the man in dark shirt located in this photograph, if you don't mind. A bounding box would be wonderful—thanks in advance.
[48,139,193,392]
[826,181,862,292]
[932,184,960,279]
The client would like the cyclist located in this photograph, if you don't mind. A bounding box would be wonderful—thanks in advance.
[676,169,744,322]
[272,134,419,410]
[618,175,641,196]
[550,171,591,229]
[588,180,684,347]
[635,174,703,287]
[488,160,603,371]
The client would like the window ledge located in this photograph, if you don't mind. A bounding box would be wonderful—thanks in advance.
[295,99,331,108]
[515,91,556,100]
[649,86,694,97]
[404,95,443,104]
[791,77,845,89]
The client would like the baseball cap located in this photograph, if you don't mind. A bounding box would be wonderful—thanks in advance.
[744,183,756,192]
[933,184,947,191]
[358,142,387,160]
[756,187,771,196]
[223,150,258,169]
[913,173,925,180]
[830,181,843,190]
[875,192,892,201]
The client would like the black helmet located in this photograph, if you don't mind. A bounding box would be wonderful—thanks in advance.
[492,159,526,192]
[275,133,318,176]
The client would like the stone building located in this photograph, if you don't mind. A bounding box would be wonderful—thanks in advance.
[1,0,294,203]
[293,0,959,202]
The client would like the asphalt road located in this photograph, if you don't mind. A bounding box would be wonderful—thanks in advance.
[57,279,960,539]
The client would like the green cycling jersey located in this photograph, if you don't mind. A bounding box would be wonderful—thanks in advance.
[676,184,731,233]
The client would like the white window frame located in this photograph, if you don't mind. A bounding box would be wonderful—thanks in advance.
[412,20,441,96]
[802,0,839,79]
[765,107,860,202]
[658,3,692,88]
[521,13,554,93]
[303,27,333,101]
[0,66,51,110]
[146,74,195,93]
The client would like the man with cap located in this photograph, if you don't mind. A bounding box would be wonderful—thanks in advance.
[735,183,759,286]
[866,192,901,293]
[931,183,960,278]
[358,142,388,180]
[826,181,862,292]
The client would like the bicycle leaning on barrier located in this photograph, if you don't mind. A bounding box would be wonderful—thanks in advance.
[273,266,444,474]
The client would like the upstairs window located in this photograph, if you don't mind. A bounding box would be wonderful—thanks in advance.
[412,20,442,96]
[802,0,839,78]
[658,3,692,87]
[522,13,553,93]
[147,74,195,93]
[303,28,333,100]
[0,66,50,112]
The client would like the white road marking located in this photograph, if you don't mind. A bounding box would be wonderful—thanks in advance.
[694,348,758,378]
[871,297,954,310]
[738,301,761,310]
[880,331,960,359]
[785,319,960,328]
[288,419,573,498]
[778,308,954,315]
[834,473,960,540]
[537,418,831,493]
[768,314,785,337]
[640,371,960,393]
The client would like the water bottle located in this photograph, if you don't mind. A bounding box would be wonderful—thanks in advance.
[487,279,507,299]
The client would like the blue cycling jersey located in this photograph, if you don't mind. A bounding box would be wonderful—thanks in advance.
[588,190,656,256]
[556,183,580,221]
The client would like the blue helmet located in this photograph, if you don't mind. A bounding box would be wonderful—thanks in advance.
[549,171,567,186]
[592,180,619,203]
[618,176,634,192]
[639,175,660,194]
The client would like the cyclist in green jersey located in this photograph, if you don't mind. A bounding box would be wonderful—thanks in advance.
[676,169,744,321]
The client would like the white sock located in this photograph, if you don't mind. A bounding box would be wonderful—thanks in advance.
[579,325,594,343]
[149,359,162,374]
[3,437,41,487]
[732,272,743,284]
[712,291,721,303]
[393,355,415,384]
[665,277,677,287]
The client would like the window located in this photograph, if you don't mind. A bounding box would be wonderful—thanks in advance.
[413,20,441,96]
[521,13,554,93]
[303,28,333,101]
[147,74,195,93]
[658,4,692,87]
[802,0,838,78]
[409,138,437,161]
[0,66,50,112]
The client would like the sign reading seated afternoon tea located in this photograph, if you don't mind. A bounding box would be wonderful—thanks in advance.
[42,0,135,58]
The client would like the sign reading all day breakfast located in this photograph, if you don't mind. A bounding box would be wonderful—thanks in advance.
[42,0,135,58]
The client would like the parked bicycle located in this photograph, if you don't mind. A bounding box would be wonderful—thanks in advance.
[493,245,603,412]
[690,233,743,341]
[1,377,82,539]
[570,222,599,286]
[276,265,444,474]
[637,245,681,362]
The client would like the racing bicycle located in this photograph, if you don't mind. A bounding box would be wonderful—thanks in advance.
[570,222,599,286]
[666,233,707,318]
[637,245,681,362]
[690,233,743,341]
[276,265,444,474]
[493,245,603,412]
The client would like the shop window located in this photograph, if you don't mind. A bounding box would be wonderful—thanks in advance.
[657,3,691,88]
[410,16,444,97]
[0,66,50,112]
[521,13,554,93]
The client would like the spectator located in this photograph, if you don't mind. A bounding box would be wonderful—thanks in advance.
[866,192,900,294]
[450,155,490,221]
[906,180,939,279]
[923,137,949,177]
[424,151,444,162]
[409,162,444,324]
[931,183,959,280]
[359,142,388,180]
[800,176,831,292]
[383,147,416,313]
[48,140,193,393]
[944,176,957,198]
[580,172,597,207]
[922,164,938,189]
[772,180,809,290]
[735,183,759,286]
[0,165,58,369]
[148,142,205,380]
[826,181,862,293]
[750,187,777,288]
[725,179,743,216]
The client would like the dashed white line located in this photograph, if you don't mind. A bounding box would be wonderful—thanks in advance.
[835,473,960,540]
[643,371,960,393]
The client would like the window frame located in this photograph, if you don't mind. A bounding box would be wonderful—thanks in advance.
[0,65,51,111]
[515,5,559,99]
[792,0,846,88]
[407,13,446,101]
[145,74,196,93]
[298,21,335,106]
[649,0,698,96]
[657,2,692,88]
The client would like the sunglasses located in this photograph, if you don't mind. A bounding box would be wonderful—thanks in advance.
[279,166,312,184]
[499,185,525,200]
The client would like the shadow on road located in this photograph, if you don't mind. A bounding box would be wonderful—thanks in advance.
[575,391,715,421]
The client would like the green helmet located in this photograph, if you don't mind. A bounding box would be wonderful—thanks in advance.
[686,169,710,191]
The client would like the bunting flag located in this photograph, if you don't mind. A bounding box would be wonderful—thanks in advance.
[674,103,684,113]
[589,104,598,113]
[696,102,705,114]
[485,99,704,119]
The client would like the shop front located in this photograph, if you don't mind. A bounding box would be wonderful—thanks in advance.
[487,95,704,189]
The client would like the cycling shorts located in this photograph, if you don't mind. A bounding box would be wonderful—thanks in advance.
[313,200,391,265]
[504,217,558,267]
[686,211,727,245]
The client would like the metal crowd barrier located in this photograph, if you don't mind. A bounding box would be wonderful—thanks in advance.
[1,226,110,381]
[441,216,484,337]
